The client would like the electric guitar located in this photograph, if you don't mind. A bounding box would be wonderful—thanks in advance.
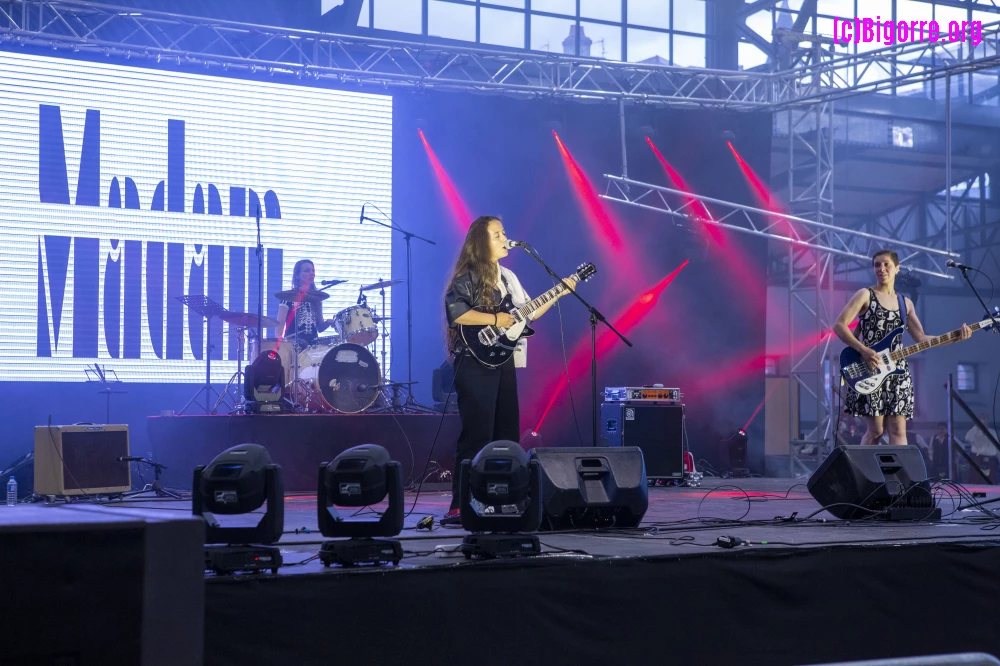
[840,310,998,395]
[459,262,597,368]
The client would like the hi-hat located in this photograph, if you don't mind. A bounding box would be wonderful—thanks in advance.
[274,289,330,302]
[221,311,280,329]
[360,279,404,291]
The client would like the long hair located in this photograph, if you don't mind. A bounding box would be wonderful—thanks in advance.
[445,216,501,354]
[288,259,322,327]
[291,259,318,290]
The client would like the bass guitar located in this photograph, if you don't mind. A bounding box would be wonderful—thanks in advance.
[459,262,596,368]
[840,310,998,395]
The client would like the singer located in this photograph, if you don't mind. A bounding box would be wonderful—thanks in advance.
[440,216,576,525]
[833,249,971,445]
[276,259,337,345]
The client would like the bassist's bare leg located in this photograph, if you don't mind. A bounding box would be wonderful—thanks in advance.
[860,415,885,446]
[885,415,907,446]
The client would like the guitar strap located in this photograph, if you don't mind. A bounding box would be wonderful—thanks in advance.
[897,293,906,330]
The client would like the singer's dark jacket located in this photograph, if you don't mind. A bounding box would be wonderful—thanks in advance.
[445,270,511,355]
[444,270,508,325]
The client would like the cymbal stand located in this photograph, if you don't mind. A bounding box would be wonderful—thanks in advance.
[177,295,229,415]
[214,327,252,414]
[377,281,389,384]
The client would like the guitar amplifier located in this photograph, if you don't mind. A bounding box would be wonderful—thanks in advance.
[34,424,131,496]
[600,403,684,479]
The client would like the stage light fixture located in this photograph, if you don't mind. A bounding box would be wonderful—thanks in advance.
[193,444,285,574]
[723,429,751,479]
[244,350,284,413]
[459,440,543,559]
[317,444,404,567]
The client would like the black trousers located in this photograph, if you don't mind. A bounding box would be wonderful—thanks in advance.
[450,352,520,509]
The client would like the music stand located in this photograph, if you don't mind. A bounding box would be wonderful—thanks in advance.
[84,364,126,424]
[177,295,229,414]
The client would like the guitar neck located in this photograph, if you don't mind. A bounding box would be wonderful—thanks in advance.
[512,277,574,319]
[891,321,988,361]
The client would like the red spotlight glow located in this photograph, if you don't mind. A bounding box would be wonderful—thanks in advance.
[645,137,766,308]
[726,141,784,212]
[533,260,689,433]
[418,129,473,230]
[552,131,624,252]
[645,137,719,240]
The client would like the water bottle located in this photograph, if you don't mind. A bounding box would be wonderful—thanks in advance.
[6,476,17,507]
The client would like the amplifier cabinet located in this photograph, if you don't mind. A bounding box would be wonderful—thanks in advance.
[34,424,131,496]
[600,402,684,479]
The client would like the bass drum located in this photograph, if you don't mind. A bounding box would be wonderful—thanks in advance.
[296,343,381,414]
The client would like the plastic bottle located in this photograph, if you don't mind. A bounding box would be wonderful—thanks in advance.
[6,476,17,507]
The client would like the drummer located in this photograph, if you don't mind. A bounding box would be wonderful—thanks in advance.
[276,259,336,346]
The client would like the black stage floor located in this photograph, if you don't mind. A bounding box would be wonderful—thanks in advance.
[82,477,1000,666]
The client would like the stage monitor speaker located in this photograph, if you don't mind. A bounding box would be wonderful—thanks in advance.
[807,445,935,520]
[34,424,131,496]
[1,504,205,665]
[600,402,684,479]
[529,447,648,530]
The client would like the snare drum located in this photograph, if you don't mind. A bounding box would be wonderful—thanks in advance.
[296,342,381,413]
[333,306,378,346]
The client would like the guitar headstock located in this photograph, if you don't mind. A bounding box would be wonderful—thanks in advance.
[574,262,597,283]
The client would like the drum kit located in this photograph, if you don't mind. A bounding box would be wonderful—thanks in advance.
[235,277,416,415]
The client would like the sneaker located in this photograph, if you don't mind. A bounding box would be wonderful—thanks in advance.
[440,508,461,526]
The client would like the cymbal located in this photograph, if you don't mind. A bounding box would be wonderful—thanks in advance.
[360,279,404,291]
[274,289,330,302]
[221,311,280,329]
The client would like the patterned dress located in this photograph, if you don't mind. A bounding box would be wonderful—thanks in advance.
[844,288,915,419]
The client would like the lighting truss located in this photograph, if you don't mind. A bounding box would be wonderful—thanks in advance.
[601,174,958,280]
[0,0,773,108]
[4,0,1000,109]
[771,20,1000,109]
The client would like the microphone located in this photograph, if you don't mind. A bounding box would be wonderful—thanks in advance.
[256,203,261,222]
[118,456,145,462]
[505,239,526,249]
[320,279,340,286]
[359,203,365,224]
[947,259,973,271]
[356,383,369,391]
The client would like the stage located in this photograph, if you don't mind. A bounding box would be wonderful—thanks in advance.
[17,477,1000,666]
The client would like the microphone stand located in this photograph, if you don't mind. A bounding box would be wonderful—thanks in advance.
[361,204,436,407]
[955,265,1000,333]
[255,204,265,352]
[518,244,632,447]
